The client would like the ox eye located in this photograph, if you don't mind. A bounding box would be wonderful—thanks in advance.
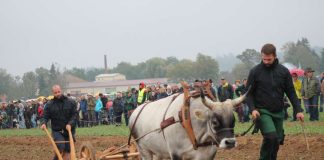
[212,116,220,128]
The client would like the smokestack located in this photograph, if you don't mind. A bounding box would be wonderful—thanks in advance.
[104,55,108,73]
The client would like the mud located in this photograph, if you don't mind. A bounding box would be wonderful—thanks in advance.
[0,134,323,160]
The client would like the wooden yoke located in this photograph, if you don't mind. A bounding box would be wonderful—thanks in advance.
[180,81,198,150]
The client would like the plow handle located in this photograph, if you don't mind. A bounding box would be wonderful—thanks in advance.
[44,128,63,160]
[67,126,76,160]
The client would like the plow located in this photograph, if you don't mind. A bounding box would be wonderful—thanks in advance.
[43,127,140,160]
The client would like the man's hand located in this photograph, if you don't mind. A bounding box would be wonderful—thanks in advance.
[252,110,260,120]
[40,124,46,130]
[66,124,71,131]
[296,112,305,122]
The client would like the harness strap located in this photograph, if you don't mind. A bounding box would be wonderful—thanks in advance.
[128,102,151,145]
[235,120,256,137]
[161,93,181,140]
[196,141,216,147]
[181,96,198,150]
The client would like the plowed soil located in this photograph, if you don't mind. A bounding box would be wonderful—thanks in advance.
[0,134,323,160]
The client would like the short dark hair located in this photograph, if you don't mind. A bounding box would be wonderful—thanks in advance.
[261,43,276,56]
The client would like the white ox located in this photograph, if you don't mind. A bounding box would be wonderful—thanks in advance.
[129,86,246,160]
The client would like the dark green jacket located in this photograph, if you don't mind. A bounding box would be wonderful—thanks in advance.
[301,77,321,98]
[247,59,302,113]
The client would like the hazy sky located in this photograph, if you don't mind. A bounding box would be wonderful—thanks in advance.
[1,0,323,76]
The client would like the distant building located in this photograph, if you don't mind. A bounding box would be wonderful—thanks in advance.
[65,78,168,96]
[95,73,126,82]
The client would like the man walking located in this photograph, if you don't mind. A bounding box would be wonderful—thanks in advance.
[247,43,304,160]
[41,85,77,160]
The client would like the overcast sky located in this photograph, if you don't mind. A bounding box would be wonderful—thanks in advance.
[1,0,323,76]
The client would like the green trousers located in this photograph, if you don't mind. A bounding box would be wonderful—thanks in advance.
[258,109,285,160]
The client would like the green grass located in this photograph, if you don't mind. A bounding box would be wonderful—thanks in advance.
[1,107,323,137]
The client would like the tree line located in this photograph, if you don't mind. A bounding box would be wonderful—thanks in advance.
[1,37,324,100]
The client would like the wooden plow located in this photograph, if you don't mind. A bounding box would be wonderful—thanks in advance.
[44,128,140,160]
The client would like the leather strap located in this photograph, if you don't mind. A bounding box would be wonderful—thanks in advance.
[128,102,151,145]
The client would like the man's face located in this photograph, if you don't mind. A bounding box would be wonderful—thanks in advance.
[243,80,247,86]
[52,86,62,99]
[221,79,226,85]
[306,71,313,78]
[262,53,276,67]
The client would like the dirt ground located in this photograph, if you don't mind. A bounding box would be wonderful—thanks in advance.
[0,134,323,160]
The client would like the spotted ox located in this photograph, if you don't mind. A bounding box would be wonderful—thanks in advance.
[129,82,247,160]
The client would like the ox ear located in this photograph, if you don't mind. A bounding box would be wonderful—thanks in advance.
[193,109,206,120]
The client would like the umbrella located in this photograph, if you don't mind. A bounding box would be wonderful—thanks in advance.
[289,68,304,77]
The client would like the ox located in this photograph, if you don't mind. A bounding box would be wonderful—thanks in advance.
[129,82,247,160]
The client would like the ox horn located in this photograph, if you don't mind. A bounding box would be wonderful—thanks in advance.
[231,86,251,107]
[180,81,190,104]
[200,88,213,110]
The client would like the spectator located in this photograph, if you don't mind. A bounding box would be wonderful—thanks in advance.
[137,82,147,106]
[106,99,114,124]
[0,102,9,129]
[235,78,250,122]
[113,92,124,126]
[217,77,234,102]
[291,73,302,121]
[320,72,324,112]
[124,91,136,126]
[79,95,88,127]
[301,67,321,121]
[87,94,96,127]
[94,95,103,125]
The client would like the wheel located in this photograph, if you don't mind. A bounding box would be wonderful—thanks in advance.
[80,141,96,160]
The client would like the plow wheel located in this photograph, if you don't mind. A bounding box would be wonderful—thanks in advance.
[80,141,96,160]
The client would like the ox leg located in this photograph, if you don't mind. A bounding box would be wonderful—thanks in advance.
[170,153,181,160]
[138,148,154,160]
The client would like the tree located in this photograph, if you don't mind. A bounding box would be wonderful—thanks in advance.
[65,67,87,81]
[232,63,250,81]
[21,72,37,98]
[194,53,219,81]
[282,38,320,71]
[167,59,195,82]
[319,48,324,72]
[144,57,167,78]
[112,62,136,79]
[0,68,17,100]
[35,67,51,96]
[236,49,260,69]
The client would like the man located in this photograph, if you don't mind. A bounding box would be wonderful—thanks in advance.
[321,80,324,99]
[291,73,302,121]
[137,82,147,106]
[320,72,324,112]
[0,102,9,129]
[217,77,234,102]
[247,43,304,160]
[87,94,96,127]
[301,67,321,121]
[235,78,250,122]
[124,90,136,126]
[113,92,124,126]
[79,95,88,127]
[41,85,77,160]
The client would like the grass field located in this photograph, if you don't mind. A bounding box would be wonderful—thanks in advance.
[0,107,323,137]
